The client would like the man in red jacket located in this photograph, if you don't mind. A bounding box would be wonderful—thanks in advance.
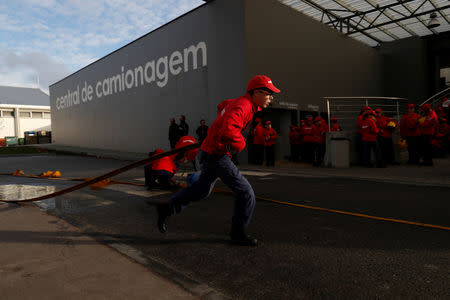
[144,149,178,190]
[252,117,266,165]
[312,116,328,167]
[361,110,384,167]
[301,117,315,163]
[419,103,439,166]
[156,75,280,246]
[264,121,278,167]
[289,124,301,161]
[173,135,200,170]
[400,103,421,164]
[375,108,399,165]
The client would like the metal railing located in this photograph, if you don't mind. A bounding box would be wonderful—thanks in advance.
[324,96,408,131]
[419,87,450,108]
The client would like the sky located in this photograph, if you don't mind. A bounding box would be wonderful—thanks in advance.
[0,0,204,94]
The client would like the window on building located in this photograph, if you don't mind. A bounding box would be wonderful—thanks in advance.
[32,111,43,118]
[43,112,51,119]
[20,111,31,118]
[1,110,14,117]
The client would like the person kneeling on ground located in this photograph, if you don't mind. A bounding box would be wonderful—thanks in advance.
[144,149,178,190]
[155,75,281,246]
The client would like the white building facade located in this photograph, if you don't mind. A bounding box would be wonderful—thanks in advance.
[0,86,51,139]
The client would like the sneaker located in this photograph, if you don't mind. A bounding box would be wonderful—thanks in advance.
[156,204,171,233]
[230,225,258,246]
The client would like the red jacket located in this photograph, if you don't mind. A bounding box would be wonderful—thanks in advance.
[313,123,329,144]
[264,128,278,146]
[357,115,364,134]
[330,123,341,132]
[174,135,198,162]
[361,118,379,142]
[146,149,177,174]
[419,110,438,136]
[253,124,266,145]
[376,115,397,138]
[201,94,258,155]
[301,124,315,143]
[289,127,301,145]
[400,112,420,137]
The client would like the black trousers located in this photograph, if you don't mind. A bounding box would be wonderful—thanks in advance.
[362,141,382,166]
[290,144,300,162]
[405,136,420,163]
[265,145,275,166]
[313,142,325,167]
[420,135,433,164]
[302,143,314,163]
[378,137,395,164]
[253,144,264,165]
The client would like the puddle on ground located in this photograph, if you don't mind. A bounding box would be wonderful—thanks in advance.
[0,184,56,201]
[0,184,114,213]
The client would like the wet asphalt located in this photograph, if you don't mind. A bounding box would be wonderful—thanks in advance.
[1,154,450,300]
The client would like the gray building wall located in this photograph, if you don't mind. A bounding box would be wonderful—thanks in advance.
[244,0,384,112]
[380,36,430,103]
[50,0,246,153]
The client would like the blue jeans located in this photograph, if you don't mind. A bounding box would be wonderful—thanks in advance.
[169,150,255,227]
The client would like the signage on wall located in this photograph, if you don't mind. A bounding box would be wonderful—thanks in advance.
[55,41,207,111]
[277,101,298,110]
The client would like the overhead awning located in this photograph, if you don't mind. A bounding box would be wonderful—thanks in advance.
[278,0,450,46]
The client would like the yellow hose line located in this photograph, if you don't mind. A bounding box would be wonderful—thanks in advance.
[212,188,450,232]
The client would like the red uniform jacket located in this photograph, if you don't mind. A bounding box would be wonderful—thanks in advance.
[174,135,199,162]
[289,127,301,145]
[264,128,278,146]
[253,124,266,145]
[376,115,397,138]
[419,110,438,136]
[357,115,364,134]
[301,124,315,143]
[201,94,258,155]
[330,123,341,132]
[313,123,329,144]
[361,118,379,142]
[146,149,177,174]
[400,113,420,138]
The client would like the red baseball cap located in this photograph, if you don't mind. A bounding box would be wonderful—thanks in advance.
[265,121,271,125]
[247,75,280,93]
[255,117,262,123]
[314,116,322,122]
[375,108,382,113]
[407,103,415,108]
[362,106,371,111]
[421,103,431,110]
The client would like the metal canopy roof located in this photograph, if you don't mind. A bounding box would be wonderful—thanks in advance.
[278,0,450,47]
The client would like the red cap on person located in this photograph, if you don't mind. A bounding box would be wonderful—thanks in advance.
[314,116,322,122]
[265,121,271,125]
[255,117,262,123]
[362,106,371,111]
[375,108,382,113]
[247,75,281,93]
[407,103,415,108]
[421,103,431,110]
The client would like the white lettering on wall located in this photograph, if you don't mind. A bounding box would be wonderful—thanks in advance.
[54,41,208,110]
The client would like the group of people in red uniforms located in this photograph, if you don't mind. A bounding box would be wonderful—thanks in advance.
[400,99,449,166]
[356,99,448,167]
[288,115,341,166]
[248,118,278,166]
